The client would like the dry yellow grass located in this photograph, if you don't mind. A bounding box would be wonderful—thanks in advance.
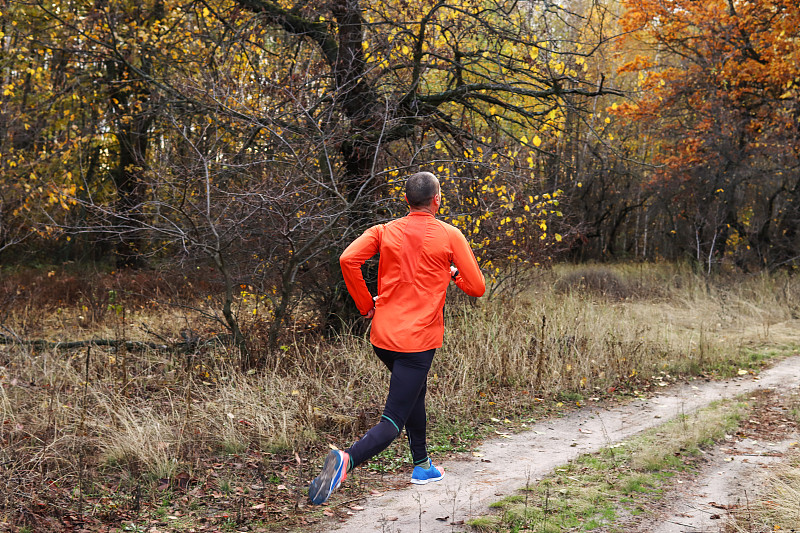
[436,264,800,406]
[1,262,799,529]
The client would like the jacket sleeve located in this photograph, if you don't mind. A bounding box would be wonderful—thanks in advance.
[450,228,486,297]
[340,225,383,315]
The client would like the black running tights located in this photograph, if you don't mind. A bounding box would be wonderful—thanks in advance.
[345,346,435,469]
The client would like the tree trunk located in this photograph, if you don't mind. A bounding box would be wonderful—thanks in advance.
[212,252,252,369]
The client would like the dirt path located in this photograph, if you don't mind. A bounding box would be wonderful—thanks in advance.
[326,356,800,533]
[631,386,800,533]
[642,436,796,533]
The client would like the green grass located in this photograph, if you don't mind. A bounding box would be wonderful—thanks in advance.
[219,439,248,455]
[364,441,410,473]
[472,398,751,531]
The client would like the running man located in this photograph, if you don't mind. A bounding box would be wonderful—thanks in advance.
[308,171,485,505]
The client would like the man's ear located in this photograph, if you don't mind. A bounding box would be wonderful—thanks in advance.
[404,194,409,205]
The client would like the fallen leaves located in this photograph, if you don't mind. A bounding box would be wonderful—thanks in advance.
[156,472,194,492]
[709,501,737,510]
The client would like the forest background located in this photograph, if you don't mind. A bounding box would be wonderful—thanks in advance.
[1,0,799,530]
[2,0,798,360]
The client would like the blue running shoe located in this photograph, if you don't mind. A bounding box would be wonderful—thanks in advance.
[308,450,348,505]
[410,459,445,485]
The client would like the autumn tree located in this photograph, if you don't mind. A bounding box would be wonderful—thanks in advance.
[3,0,626,365]
[616,0,800,269]
[0,0,84,260]
[223,0,624,284]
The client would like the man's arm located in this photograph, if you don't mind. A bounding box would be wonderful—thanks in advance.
[340,225,383,316]
[450,229,485,297]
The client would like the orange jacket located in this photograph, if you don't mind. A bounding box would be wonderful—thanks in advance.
[340,211,485,352]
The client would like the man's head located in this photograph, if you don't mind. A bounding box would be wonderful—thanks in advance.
[405,172,440,209]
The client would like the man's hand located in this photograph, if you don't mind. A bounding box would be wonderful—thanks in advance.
[449,265,458,279]
[364,295,380,319]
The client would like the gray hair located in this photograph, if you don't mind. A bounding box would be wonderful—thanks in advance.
[405,172,439,208]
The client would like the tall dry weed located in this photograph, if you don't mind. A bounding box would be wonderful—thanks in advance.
[94,394,182,480]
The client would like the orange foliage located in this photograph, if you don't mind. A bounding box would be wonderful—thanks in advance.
[612,0,800,267]
[617,55,654,74]
[617,0,800,181]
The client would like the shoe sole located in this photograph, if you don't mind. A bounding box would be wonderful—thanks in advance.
[308,450,344,504]
[410,469,445,485]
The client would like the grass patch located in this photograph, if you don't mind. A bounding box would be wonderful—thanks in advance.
[0,263,798,530]
[473,398,750,531]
